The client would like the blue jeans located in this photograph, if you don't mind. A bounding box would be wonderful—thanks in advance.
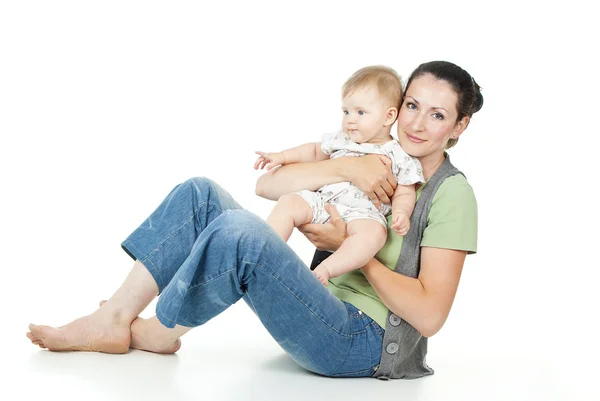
[121,177,383,377]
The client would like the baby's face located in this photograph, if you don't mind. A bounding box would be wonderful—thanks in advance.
[341,86,391,144]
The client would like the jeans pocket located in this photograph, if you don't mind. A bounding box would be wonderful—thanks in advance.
[366,320,384,376]
[370,319,385,341]
[328,304,385,378]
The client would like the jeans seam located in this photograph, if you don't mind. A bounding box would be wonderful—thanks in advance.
[369,320,385,340]
[329,367,373,377]
[156,305,196,328]
[185,268,237,292]
[366,324,374,371]
[141,200,222,287]
[156,304,177,324]
[157,267,238,326]
[123,240,165,291]
[329,314,372,376]
[329,337,353,375]
[143,202,203,261]
[123,240,144,262]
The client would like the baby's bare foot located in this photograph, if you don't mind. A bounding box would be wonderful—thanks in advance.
[26,312,130,354]
[313,270,329,286]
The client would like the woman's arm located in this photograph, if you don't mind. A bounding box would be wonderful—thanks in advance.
[255,158,342,200]
[360,246,465,338]
[255,154,397,204]
[299,208,466,337]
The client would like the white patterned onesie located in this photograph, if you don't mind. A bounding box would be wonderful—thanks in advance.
[294,131,425,228]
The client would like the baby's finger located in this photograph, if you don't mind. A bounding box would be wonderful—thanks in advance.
[400,223,410,234]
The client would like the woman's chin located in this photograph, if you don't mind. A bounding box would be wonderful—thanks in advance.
[398,141,422,157]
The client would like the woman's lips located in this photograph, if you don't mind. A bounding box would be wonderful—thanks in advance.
[406,133,426,143]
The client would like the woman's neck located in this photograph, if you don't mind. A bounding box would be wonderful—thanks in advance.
[418,151,446,181]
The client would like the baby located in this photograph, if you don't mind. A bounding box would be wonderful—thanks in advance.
[254,66,424,285]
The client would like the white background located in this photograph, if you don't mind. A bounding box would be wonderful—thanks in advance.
[1,1,598,400]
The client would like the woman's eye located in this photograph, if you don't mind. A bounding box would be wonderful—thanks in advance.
[406,102,416,110]
[433,112,444,120]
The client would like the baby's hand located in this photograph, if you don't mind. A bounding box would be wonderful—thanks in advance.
[391,211,410,236]
[313,266,330,286]
[254,151,286,170]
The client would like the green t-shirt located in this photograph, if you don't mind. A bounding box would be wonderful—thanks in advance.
[328,174,478,328]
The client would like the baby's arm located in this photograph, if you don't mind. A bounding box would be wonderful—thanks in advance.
[390,184,416,236]
[254,142,329,171]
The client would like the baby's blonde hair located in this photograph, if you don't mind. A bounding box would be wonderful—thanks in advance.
[342,65,403,110]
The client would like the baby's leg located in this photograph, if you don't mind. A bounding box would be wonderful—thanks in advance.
[267,194,313,241]
[315,219,387,282]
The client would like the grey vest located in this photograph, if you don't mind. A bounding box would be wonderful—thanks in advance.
[310,155,462,380]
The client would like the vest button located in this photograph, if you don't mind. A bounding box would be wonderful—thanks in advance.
[386,342,399,354]
[389,314,401,326]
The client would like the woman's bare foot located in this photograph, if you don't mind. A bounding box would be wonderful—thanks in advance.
[130,317,181,354]
[98,300,181,354]
[26,311,131,354]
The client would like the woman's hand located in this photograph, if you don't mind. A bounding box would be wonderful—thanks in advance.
[344,155,397,208]
[298,204,347,251]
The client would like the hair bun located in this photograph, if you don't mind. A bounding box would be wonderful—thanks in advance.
[472,78,484,114]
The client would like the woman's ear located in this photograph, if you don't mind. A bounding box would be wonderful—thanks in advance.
[451,116,470,139]
[384,107,398,127]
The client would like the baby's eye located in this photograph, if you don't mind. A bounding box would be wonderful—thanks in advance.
[343,110,349,115]
[358,110,365,115]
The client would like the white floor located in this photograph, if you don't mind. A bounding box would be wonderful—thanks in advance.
[8,302,595,401]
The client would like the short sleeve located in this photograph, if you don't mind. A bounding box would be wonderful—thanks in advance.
[321,131,348,155]
[389,142,425,185]
[420,174,478,253]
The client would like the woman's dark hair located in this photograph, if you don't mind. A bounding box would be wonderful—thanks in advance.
[405,61,484,149]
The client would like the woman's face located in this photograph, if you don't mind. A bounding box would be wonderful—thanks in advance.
[396,74,467,159]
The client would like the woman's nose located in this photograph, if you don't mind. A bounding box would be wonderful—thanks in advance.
[410,113,425,131]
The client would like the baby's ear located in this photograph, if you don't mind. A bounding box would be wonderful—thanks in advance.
[384,107,398,126]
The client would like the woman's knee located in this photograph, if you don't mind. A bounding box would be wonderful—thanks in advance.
[182,177,215,194]
[182,177,240,210]
[212,210,271,241]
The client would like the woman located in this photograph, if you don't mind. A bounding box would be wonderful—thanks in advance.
[26,61,483,379]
